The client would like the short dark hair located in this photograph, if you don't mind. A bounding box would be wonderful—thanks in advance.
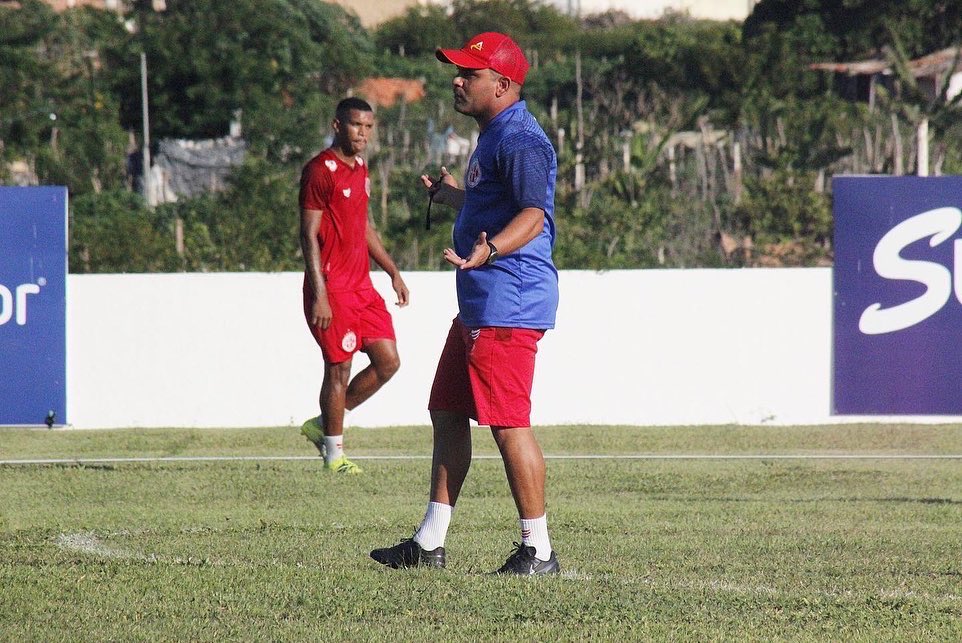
[335,97,373,123]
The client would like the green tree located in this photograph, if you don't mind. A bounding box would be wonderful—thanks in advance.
[70,190,179,272]
[745,0,962,59]
[111,0,373,160]
[0,3,129,194]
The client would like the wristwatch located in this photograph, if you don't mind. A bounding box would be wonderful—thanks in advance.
[485,241,499,264]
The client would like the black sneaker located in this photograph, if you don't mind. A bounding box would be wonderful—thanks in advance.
[370,538,446,569]
[494,542,560,575]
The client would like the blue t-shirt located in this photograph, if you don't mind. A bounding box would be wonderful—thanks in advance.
[453,101,559,329]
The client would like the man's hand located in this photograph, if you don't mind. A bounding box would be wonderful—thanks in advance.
[444,231,493,270]
[310,295,333,330]
[392,273,410,307]
[420,166,464,210]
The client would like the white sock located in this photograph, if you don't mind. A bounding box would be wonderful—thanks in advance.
[520,514,552,561]
[413,501,453,551]
[323,435,343,463]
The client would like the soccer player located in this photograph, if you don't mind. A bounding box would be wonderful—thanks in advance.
[371,33,561,574]
[298,97,409,474]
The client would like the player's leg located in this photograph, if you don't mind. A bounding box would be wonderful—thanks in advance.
[317,357,363,474]
[320,357,352,438]
[300,288,364,473]
[345,338,399,411]
[346,288,399,411]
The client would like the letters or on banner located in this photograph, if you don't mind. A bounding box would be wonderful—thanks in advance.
[833,175,962,414]
[0,186,67,426]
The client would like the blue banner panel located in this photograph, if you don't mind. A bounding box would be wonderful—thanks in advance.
[833,175,962,414]
[0,187,67,425]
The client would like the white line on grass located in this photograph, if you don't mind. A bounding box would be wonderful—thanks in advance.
[52,534,962,604]
[56,531,224,566]
[4,454,962,466]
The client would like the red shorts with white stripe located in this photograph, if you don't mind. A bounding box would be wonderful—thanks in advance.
[428,317,544,428]
[303,285,395,364]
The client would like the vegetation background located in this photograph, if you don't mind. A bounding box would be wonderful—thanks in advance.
[2,0,962,272]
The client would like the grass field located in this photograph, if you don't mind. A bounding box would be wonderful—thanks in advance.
[2,424,961,641]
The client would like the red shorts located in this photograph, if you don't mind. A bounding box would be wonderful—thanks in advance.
[303,285,396,364]
[428,318,544,428]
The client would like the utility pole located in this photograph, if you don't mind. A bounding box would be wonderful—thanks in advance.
[917,117,929,177]
[140,51,153,206]
[574,50,584,193]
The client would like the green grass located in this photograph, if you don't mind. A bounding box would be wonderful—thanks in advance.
[2,424,961,641]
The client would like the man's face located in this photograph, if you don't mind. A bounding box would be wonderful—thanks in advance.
[333,109,374,156]
[452,67,503,117]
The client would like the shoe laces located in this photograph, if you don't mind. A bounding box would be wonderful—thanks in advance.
[503,541,535,568]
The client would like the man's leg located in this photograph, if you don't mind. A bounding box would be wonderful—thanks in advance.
[428,409,472,506]
[491,427,559,575]
[371,322,471,569]
[369,409,472,569]
[490,427,544,518]
[345,339,400,411]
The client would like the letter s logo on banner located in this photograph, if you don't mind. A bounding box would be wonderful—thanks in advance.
[859,207,962,335]
[833,175,962,415]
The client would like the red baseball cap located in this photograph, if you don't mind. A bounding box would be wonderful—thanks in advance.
[436,32,530,86]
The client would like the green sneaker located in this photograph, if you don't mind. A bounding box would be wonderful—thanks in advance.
[300,416,324,456]
[325,455,363,474]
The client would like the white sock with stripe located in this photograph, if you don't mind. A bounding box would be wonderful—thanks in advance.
[323,435,343,463]
[520,514,552,561]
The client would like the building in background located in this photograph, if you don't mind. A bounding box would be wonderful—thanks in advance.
[326,0,760,26]
[326,0,430,28]
[811,47,962,109]
[553,0,759,21]
[21,0,757,24]
[31,0,166,11]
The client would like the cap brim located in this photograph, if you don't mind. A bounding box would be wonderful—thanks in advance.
[436,47,488,69]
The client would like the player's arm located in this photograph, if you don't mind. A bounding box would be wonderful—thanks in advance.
[443,208,544,270]
[300,207,333,329]
[366,222,409,307]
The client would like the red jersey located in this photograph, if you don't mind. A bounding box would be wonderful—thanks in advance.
[299,149,373,293]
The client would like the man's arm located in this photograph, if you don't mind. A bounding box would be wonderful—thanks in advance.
[443,207,544,270]
[367,223,409,307]
[300,207,333,328]
[420,166,465,211]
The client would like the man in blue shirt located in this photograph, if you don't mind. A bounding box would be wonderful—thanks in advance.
[371,32,561,575]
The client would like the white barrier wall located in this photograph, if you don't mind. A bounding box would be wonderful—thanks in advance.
[63,268,894,429]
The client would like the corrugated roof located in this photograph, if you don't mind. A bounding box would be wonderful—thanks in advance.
[810,47,962,79]
[907,47,962,77]
[809,59,890,75]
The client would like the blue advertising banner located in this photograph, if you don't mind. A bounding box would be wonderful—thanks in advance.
[0,186,67,426]
[833,175,962,414]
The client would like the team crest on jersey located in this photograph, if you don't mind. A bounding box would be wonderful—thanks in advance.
[342,188,351,198]
[365,177,371,196]
[324,159,338,172]
[341,330,357,352]
[466,158,482,188]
